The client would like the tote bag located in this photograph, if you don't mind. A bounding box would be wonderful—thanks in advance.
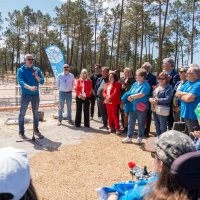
[156,105,170,116]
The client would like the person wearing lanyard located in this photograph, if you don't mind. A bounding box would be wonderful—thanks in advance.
[56,64,75,126]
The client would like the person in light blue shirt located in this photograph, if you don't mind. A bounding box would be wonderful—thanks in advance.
[176,65,200,134]
[17,54,44,139]
[56,64,75,126]
[122,68,150,144]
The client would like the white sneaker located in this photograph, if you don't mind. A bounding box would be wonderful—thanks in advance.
[137,137,142,144]
[122,137,132,143]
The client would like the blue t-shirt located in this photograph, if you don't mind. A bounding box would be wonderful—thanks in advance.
[180,80,200,120]
[129,81,151,111]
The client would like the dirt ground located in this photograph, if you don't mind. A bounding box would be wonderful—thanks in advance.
[29,124,155,200]
[0,79,155,200]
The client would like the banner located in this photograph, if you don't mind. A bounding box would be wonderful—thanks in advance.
[45,45,65,78]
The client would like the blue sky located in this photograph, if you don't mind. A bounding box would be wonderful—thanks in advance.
[0,0,63,20]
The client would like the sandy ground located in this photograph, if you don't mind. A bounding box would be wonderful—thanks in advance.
[30,132,154,200]
[0,79,155,200]
[0,108,155,200]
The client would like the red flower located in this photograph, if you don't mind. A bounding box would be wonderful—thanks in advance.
[128,162,136,169]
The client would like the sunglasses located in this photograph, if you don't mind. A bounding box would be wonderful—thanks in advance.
[27,58,34,61]
[179,71,186,73]
[151,152,157,159]
[158,78,165,80]
[64,67,69,69]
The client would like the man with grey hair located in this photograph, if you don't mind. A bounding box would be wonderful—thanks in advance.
[162,58,180,88]
[142,62,157,137]
[17,54,44,139]
[189,63,200,68]
[56,64,75,126]
[162,58,180,130]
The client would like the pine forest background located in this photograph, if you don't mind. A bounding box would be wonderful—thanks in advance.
[0,0,200,77]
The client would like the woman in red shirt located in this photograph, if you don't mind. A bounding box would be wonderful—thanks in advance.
[75,69,92,127]
[103,72,121,133]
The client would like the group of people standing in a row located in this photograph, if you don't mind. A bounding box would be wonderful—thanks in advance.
[56,58,200,145]
[17,54,200,146]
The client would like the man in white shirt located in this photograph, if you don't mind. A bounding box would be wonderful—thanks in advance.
[56,64,75,125]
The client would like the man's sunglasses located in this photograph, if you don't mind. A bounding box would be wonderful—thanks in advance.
[64,67,69,69]
[158,78,165,80]
[27,58,34,61]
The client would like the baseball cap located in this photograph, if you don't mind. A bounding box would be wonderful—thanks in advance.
[0,147,30,200]
[145,130,196,167]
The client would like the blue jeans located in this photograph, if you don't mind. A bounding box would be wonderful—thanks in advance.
[127,110,147,138]
[19,93,40,134]
[153,112,168,136]
[58,91,72,121]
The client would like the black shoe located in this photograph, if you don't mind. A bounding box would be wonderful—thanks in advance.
[120,127,128,134]
[99,126,108,130]
[109,128,116,133]
[19,134,27,140]
[68,120,74,125]
[33,130,44,139]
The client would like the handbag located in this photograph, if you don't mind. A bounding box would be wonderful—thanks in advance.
[156,105,170,116]
[136,102,147,112]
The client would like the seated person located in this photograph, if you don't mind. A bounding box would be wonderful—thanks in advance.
[97,130,197,200]
[0,147,38,200]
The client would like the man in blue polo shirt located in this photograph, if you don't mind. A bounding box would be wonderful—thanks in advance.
[17,54,44,139]
[176,65,200,134]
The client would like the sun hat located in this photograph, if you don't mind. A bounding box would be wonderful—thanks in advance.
[145,130,196,167]
[0,147,30,200]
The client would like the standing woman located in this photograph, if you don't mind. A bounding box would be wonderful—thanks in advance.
[122,68,151,144]
[75,69,92,127]
[103,72,121,133]
[149,72,173,136]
